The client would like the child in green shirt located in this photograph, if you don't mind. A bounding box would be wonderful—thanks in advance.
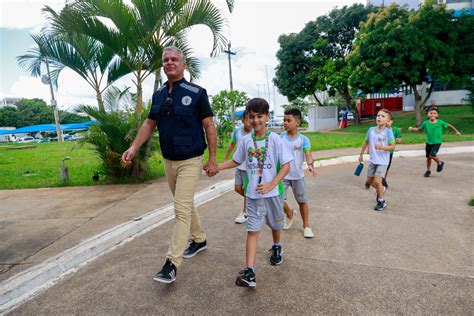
[409,106,461,177]
[382,118,403,188]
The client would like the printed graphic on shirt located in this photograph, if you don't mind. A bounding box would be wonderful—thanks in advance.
[233,132,293,199]
[181,96,192,106]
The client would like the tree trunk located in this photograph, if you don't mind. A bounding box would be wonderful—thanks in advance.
[420,81,434,109]
[411,84,423,127]
[340,89,360,125]
[136,77,143,120]
[153,68,162,93]
[311,92,324,107]
[96,89,104,112]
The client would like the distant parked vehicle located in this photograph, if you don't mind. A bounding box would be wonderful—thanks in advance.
[267,118,284,127]
[18,136,35,143]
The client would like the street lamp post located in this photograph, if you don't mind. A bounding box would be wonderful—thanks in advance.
[43,59,62,142]
[223,42,236,121]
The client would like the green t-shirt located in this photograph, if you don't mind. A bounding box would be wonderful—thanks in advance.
[390,126,402,153]
[419,119,449,144]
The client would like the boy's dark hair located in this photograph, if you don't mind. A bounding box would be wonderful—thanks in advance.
[379,109,392,120]
[245,98,269,114]
[284,108,302,121]
[241,110,247,120]
[425,106,439,114]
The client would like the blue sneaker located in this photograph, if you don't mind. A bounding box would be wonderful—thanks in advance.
[183,240,207,259]
[154,259,177,284]
[235,268,256,288]
[269,245,283,265]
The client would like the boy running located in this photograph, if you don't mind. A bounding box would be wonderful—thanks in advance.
[218,98,293,288]
[382,118,402,188]
[359,109,395,211]
[224,111,252,224]
[280,109,316,238]
[408,106,461,177]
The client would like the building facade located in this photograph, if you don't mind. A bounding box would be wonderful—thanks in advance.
[367,0,421,9]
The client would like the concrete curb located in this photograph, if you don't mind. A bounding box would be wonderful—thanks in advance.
[1,146,472,313]
[309,146,473,168]
[0,180,234,314]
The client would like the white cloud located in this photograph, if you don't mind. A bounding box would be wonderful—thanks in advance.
[0,0,64,30]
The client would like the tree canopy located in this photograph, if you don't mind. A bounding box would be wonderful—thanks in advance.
[349,4,460,125]
[274,4,375,123]
[0,98,89,128]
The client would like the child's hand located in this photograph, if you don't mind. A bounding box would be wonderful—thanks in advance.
[408,126,414,132]
[256,182,274,195]
[374,144,382,150]
[308,165,316,176]
[358,154,363,163]
[456,131,461,136]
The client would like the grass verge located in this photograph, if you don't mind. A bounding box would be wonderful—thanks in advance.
[1,105,472,190]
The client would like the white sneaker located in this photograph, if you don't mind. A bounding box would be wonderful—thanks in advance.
[234,212,247,224]
[283,209,297,230]
[303,227,314,238]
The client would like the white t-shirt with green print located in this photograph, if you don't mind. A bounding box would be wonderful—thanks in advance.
[233,131,293,199]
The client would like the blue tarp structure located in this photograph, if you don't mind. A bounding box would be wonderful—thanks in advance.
[0,121,96,135]
[453,9,474,17]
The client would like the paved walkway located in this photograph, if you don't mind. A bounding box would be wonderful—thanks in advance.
[1,142,473,314]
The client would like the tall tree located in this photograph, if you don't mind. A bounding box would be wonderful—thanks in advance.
[274,33,322,105]
[274,4,374,124]
[211,90,249,148]
[46,0,229,119]
[349,4,457,125]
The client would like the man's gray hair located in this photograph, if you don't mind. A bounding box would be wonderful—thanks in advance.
[162,46,185,64]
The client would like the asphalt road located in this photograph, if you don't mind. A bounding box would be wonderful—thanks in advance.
[6,152,473,315]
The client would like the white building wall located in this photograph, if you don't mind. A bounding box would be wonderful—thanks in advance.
[438,0,473,11]
[403,90,470,110]
[308,106,338,132]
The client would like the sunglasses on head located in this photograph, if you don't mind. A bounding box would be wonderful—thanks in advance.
[164,97,173,115]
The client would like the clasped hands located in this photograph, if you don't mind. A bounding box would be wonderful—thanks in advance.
[203,159,219,177]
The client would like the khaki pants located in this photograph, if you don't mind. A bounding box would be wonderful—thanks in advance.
[164,155,206,267]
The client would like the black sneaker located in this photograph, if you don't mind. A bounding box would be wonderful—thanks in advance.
[382,178,388,188]
[183,240,207,259]
[154,259,177,284]
[235,268,256,288]
[424,170,431,177]
[269,245,283,265]
[436,161,444,172]
[374,200,387,211]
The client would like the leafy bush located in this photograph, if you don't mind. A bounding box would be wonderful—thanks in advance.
[76,105,157,181]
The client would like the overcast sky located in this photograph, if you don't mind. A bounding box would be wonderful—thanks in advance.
[0,0,366,115]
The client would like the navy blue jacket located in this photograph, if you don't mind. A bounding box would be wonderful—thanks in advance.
[148,78,212,161]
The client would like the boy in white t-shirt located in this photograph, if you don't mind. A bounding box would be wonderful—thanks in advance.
[218,98,293,288]
[224,111,252,224]
[358,109,395,211]
[280,109,316,238]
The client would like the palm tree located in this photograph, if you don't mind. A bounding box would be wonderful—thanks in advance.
[44,0,230,119]
[17,34,64,142]
[21,29,128,112]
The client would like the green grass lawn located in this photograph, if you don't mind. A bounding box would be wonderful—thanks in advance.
[304,105,474,149]
[1,105,472,190]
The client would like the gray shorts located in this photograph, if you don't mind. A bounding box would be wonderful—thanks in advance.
[234,169,246,186]
[245,196,284,232]
[367,162,388,178]
[283,178,308,203]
